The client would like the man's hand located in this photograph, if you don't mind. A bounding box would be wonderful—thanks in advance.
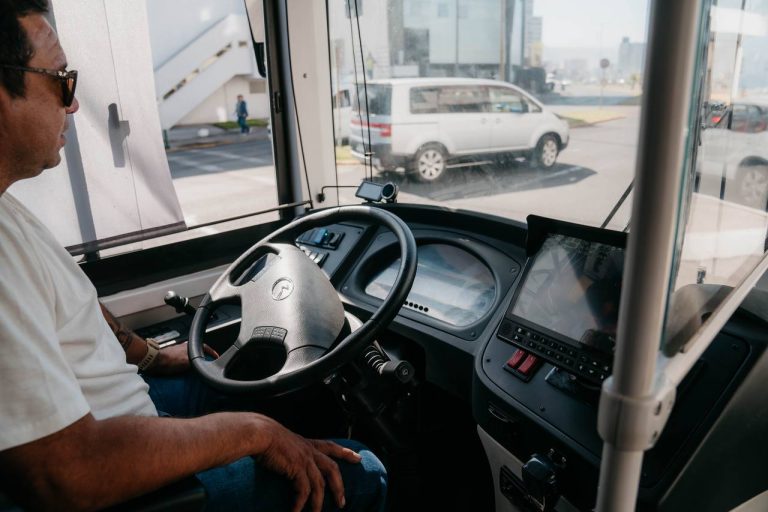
[145,341,218,376]
[252,415,362,512]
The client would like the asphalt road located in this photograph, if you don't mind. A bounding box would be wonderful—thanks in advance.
[335,106,640,230]
[167,106,641,231]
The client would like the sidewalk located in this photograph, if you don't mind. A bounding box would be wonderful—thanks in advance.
[548,104,638,128]
[165,123,269,152]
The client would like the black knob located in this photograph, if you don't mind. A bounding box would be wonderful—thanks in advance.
[522,453,561,511]
[164,291,196,316]
[380,360,415,384]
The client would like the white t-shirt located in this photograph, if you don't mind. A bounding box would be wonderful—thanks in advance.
[0,194,157,452]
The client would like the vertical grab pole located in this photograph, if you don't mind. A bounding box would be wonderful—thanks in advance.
[595,1,706,510]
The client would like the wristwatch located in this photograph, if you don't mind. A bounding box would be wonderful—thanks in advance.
[138,338,161,372]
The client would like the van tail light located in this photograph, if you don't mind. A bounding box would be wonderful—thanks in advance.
[351,119,391,138]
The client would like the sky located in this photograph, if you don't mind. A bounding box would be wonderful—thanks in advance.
[535,0,650,49]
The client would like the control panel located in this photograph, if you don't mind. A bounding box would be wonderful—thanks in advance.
[497,319,612,385]
[294,223,365,277]
[295,227,346,268]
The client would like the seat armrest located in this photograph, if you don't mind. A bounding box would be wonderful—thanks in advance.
[0,476,206,512]
[105,476,206,512]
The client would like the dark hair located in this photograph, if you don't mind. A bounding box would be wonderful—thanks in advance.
[0,0,50,98]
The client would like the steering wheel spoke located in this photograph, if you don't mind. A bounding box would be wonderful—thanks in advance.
[189,206,417,396]
[212,344,240,371]
[208,278,241,304]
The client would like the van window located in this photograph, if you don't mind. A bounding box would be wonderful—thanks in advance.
[410,87,439,114]
[436,86,490,113]
[731,105,767,133]
[489,86,540,113]
[333,90,351,109]
[352,84,392,116]
[410,86,490,114]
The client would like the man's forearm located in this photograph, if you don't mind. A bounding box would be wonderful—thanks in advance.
[2,412,270,511]
[99,303,149,365]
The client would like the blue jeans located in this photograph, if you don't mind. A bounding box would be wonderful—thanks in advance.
[237,116,250,133]
[143,373,387,511]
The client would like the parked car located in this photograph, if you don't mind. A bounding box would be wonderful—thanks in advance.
[348,78,570,182]
[697,99,768,209]
[546,73,570,92]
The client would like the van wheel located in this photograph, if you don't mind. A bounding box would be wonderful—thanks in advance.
[414,144,447,182]
[532,134,559,169]
[735,164,768,209]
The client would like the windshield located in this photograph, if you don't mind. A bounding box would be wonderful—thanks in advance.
[328,0,650,229]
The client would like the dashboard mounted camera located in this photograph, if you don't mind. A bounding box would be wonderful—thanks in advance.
[355,180,399,204]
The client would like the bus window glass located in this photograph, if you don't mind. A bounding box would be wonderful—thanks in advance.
[10,0,281,257]
[328,0,650,230]
[665,0,768,351]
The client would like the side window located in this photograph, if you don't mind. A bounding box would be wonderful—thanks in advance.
[333,90,351,109]
[12,0,281,257]
[489,87,527,113]
[748,106,767,133]
[731,105,749,132]
[410,87,439,114]
[437,86,489,113]
[489,87,542,114]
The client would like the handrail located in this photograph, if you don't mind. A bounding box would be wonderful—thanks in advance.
[595,1,708,510]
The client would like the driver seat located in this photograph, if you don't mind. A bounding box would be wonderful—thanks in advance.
[0,476,205,512]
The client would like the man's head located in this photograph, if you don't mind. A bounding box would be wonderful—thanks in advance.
[237,94,244,101]
[0,0,79,194]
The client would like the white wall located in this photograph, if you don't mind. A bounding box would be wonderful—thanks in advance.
[146,0,246,68]
[147,0,270,128]
[178,76,270,125]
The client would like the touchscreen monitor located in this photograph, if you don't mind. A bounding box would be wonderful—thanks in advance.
[510,233,624,353]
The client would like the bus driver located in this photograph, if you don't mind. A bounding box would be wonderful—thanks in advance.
[0,2,386,511]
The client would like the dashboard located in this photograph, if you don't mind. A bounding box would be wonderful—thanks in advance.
[296,206,760,511]
[133,204,766,512]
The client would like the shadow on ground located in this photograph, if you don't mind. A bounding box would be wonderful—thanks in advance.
[376,160,597,202]
[167,139,275,178]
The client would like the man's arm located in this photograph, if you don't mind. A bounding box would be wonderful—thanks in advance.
[99,303,147,365]
[0,412,361,512]
[99,303,216,375]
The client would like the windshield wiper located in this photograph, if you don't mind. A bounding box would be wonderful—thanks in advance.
[600,181,633,231]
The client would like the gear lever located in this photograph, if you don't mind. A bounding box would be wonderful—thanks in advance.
[164,291,196,317]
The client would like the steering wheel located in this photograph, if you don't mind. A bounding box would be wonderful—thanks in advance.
[188,205,417,395]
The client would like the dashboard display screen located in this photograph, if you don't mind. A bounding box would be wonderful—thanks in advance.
[511,234,624,352]
[365,244,496,327]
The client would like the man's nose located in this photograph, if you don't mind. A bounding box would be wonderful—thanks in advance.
[65,96,79,114]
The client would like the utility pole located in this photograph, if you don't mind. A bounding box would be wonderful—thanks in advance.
[454,0,460,75]
[500,0,507,80]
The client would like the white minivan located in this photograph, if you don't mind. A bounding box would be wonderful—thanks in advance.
[349,77,570,182]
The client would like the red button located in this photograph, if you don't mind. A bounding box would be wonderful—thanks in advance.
[517,354,540,375]
[506,349,526,369]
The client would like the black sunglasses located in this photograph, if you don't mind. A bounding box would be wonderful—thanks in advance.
[0,65,78,107]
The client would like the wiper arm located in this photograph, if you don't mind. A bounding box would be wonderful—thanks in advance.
[600,181,634,231]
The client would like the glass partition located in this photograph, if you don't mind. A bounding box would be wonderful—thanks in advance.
[665,0,768,353]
